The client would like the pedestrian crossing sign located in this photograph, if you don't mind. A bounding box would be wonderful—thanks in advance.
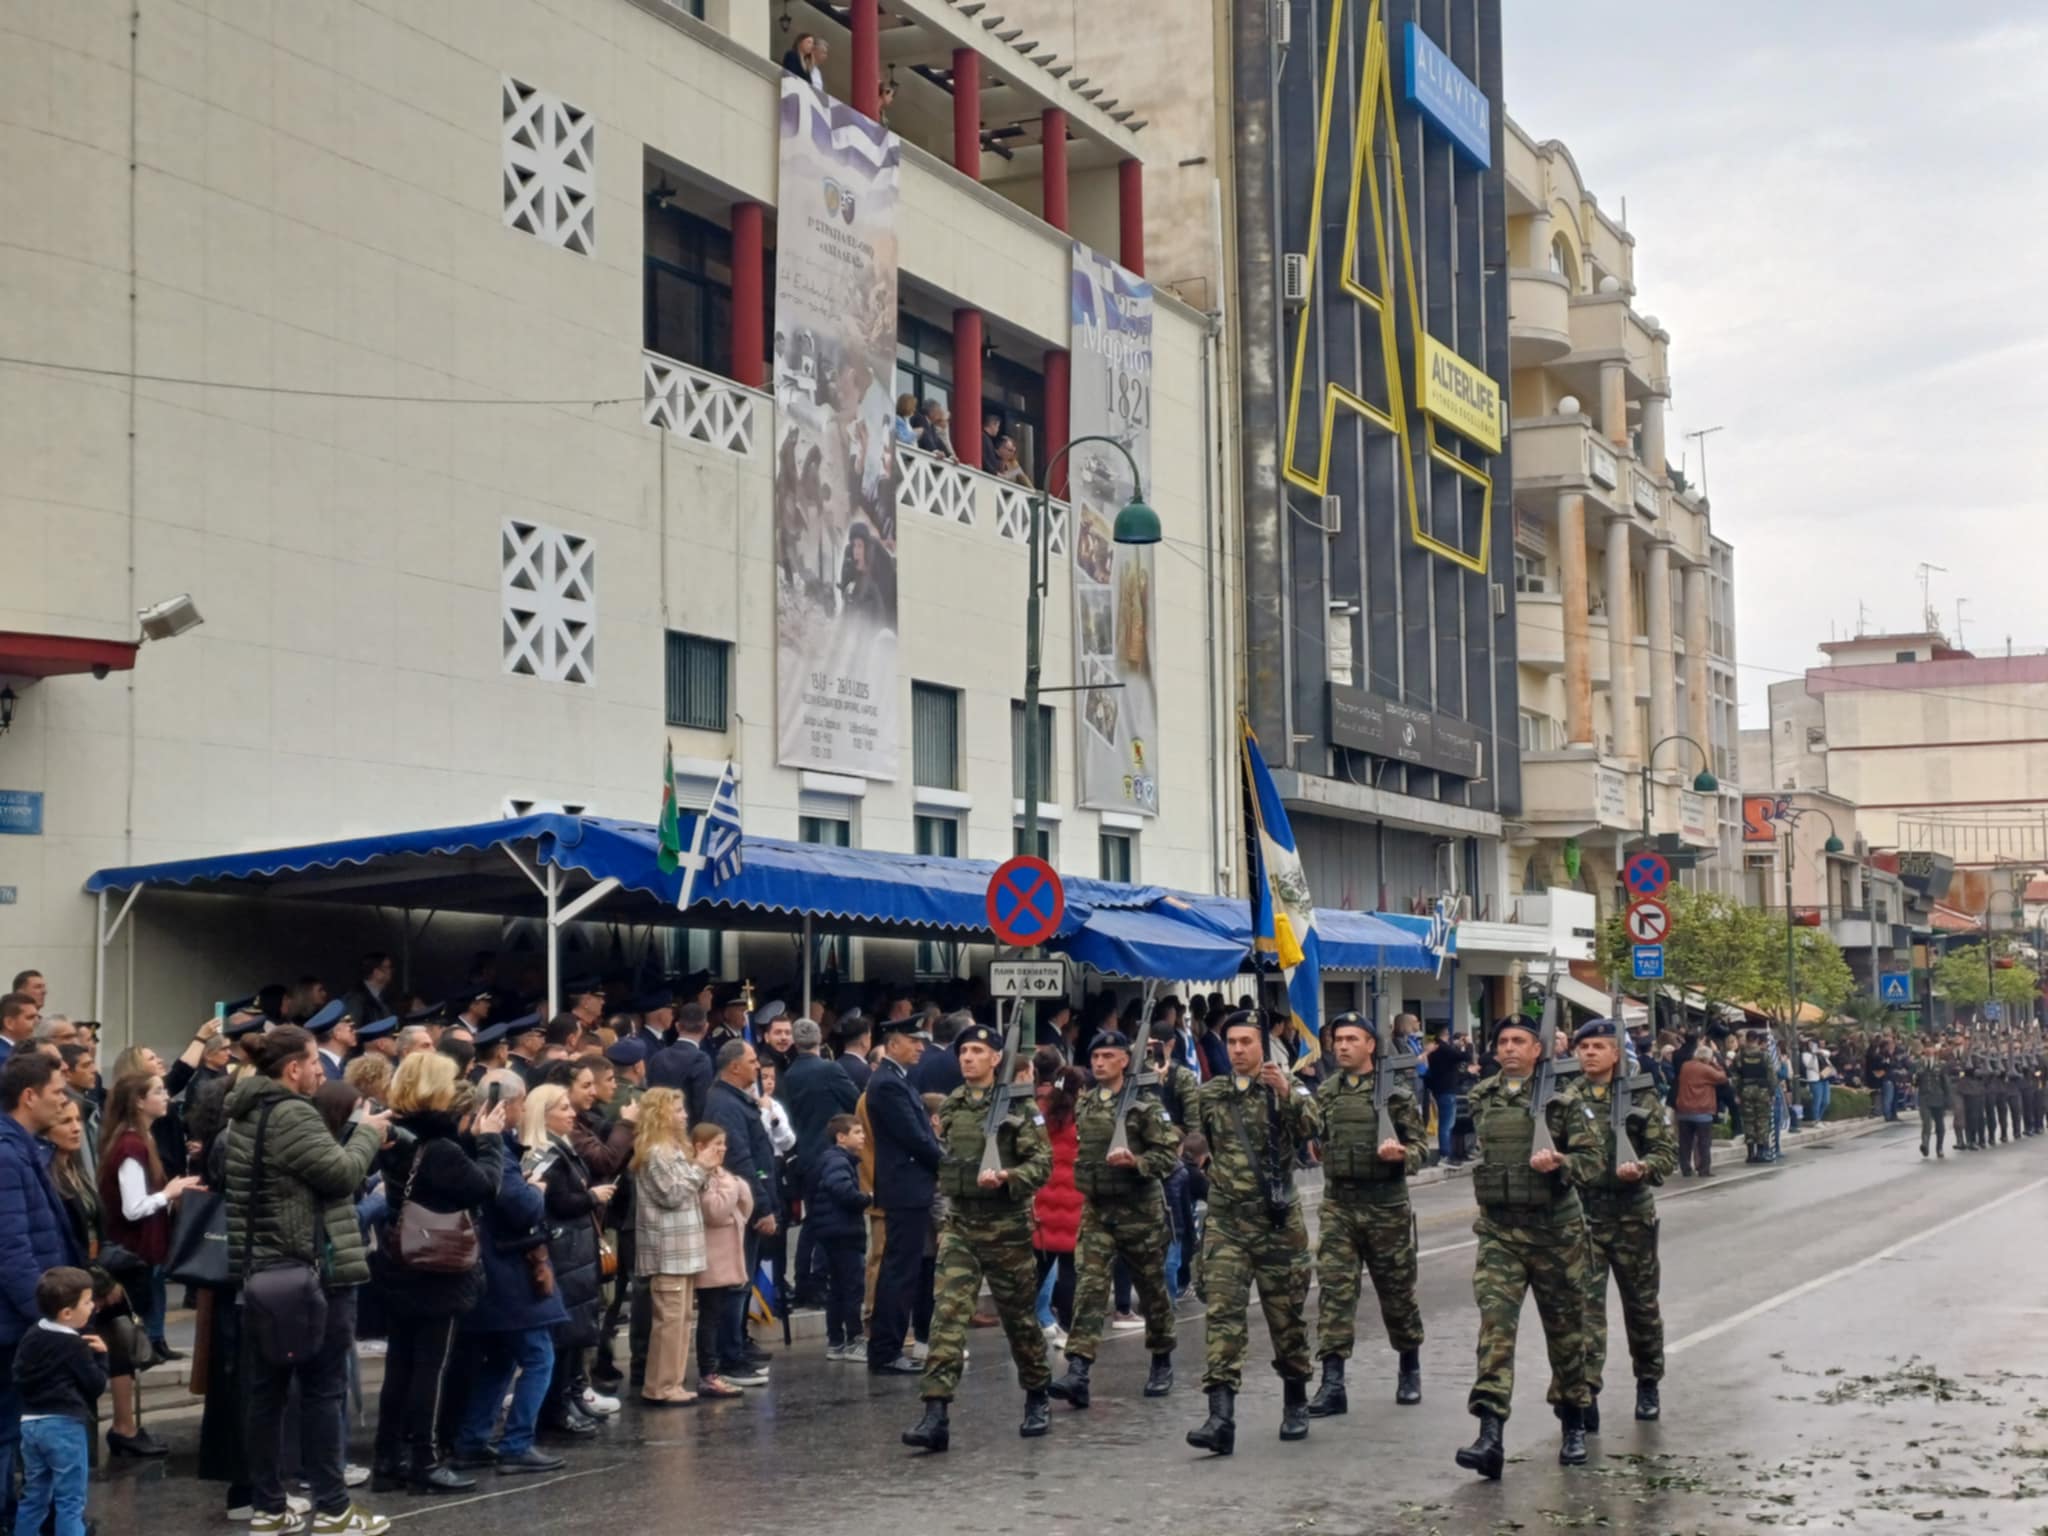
[1879,972,1911,1005]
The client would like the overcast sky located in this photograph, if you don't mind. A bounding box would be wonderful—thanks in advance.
[1501,3,2048,725]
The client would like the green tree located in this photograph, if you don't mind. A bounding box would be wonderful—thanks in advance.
[1934,941,2041,1020]
[1596,886,1769,1024]
[1753,925,1855,1051]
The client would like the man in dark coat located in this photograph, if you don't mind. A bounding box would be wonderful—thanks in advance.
[863,1015,944,1375]
[781,1020,859,1308]
[836,1010,873,1092]
[910,1010,965,1096]
[646,1002,714,1127]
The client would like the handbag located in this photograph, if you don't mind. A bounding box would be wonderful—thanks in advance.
[595,1217,618,1280]
[166,1189,230,1289]
[239,1098,329,1367]
[392,1149,480,1274]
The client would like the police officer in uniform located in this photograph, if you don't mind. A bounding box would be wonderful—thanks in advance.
[1566,1019,1676,1429]
[902,1023,1053,1452]
[1306,1011,1426,1418]
[1913,1043,1951,1158]
[1185,1010,1323,1456]
[1048,1029,1179,1409]
[1734,1029,1775,1164]
[1455,1014,1603,1480]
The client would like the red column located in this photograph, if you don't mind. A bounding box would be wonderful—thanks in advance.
[952,48,981,178]
[1043,349,1070,498]
[851,0,879,119]
[1041,108,1069,232]
[729,202,764,389]
[1118,158,1145,275]
[953,309,983,455]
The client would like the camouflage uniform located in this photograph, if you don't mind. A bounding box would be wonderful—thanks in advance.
[1912,1055,1951,1155]
[1733,1044,1774,1159]
[1312,1068,1426,1360]
[1564,1075,1676,1397]
[1465,1072,1603,1422]
[1146,1058,1206,1132]
[919,1082,1053,1401]
[1190,1073,1323,1391]
[1065,1085,1181,1360]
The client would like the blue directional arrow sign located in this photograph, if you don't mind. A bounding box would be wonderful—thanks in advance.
[1878,972,1912,1005]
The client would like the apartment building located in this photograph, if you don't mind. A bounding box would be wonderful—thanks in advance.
[0,0,1232,1023]
[1500,120,1744,916]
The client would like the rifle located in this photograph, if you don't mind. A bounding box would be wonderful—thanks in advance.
[978,1003,1026,1178]
[1527,983,1582,1157]
[1610,1052,1658,1171]
[1106,981,1160,1161]
[1372,986,1420,1146]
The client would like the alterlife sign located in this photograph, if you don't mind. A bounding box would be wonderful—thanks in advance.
[1403,23,1490,168]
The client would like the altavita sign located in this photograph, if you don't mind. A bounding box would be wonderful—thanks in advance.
[1402,22,1490,168]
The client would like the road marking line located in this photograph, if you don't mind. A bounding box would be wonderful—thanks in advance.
[383,1463,622,1520]
[1666,1175,2048,1356]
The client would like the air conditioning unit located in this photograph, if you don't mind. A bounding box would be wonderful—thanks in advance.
[1282,253,1309,306]
[1272,0,1291,48]
[1322,494,1341,536]
[1491,581,1507,617]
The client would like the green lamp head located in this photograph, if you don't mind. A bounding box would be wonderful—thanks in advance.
[1692,769,1719,793]
[1112,496,1161,546]
[1823,835,1846,854]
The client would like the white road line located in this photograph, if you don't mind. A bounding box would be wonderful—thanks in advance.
[1665,1175,2048,1356]
[382,1463,622,1520]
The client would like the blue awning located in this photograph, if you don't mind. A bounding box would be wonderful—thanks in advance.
[1155,893,1437,974]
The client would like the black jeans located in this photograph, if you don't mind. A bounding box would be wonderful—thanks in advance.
[695,1286,732,1375]
[373,1310,458,1468]
[868,1207,927,1366]
[821,1238,866,1346]
[242,1289,356,1517]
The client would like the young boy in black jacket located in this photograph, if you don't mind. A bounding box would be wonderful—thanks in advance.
[14,1267,106,1536]
[805,1115,873,1361]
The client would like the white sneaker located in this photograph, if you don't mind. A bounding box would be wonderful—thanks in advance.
[248,1512,306,1535]
[1042,1323,1067,1348]
[579,1386,621,1416]
[232,1495,312,1522]
[311,1506,392,1536]
[354,1338,388,1358]
[1111,1312,1145,1331]
[824,1343,846,1362]
[343,1464,371,1488]
[840,1339,867,1363]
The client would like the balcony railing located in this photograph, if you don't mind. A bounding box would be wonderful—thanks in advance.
[900,446,977,528]
[993,480,1070,555]
[643,350,762,457]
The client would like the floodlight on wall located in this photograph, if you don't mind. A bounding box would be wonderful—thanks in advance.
[137,594,204,642]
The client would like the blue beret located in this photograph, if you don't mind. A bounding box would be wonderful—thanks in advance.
[1571,1018,1619,1045]
[1090,1029,1132,1053]
[604,1036,649,1066]
[956,1023,1003,1051]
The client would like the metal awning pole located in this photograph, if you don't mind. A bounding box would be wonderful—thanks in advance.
[546,864,560,1018]
[400,908,412,993]
[802,915,813,1019]
[94,891,107,1026]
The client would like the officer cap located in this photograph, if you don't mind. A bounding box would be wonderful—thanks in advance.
[472,1020,511,1046]
[604,1035,649,1067]
[1090,1028,1132,1054]
[503,1011,544,1039]
[713,983,749,1009]
[225,1015,268,1040]
[404,1000,448,1024]
[304,999,350,1034]
[752,999,788,1029]
[632,985,676,1014]
[956,1023,1003,1051]
[1571,1018,1619,1045]
[876,1015,931,1042]
[564,975,605,1000]
[1328,1011,1371,1038]
[357,1015,399,1041]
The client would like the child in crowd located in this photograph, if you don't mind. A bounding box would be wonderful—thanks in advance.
[805,1114,872,1361]
[14,1266,107,1536]
[692,1125,754,1398]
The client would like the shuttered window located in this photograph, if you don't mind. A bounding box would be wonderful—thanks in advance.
[1010,700,1054,802]
[664,632,729,731]
[912,683,960,790]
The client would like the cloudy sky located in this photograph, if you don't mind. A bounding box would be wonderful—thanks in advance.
[1501,3,2048,723]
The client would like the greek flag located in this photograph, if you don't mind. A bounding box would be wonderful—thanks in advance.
[676,760,743,912]
[1242,718,1323,1063]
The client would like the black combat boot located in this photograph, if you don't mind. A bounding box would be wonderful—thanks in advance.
[901,1398,951,1453]
[1048,1354,1092,1408]
[1581,1392,1600,1434]
[1144,1352,1174,1397]
[1395,1347,1422,1406]
[1019,1388,1051,1438]
[1558,1402,1589,1465]
[1455,1412,1505,1479]
[1279,1377,1310,1441]
[1305,1356,1347,1417]
[1186,1387,1236,1456]
[1635,1378,1660,1422]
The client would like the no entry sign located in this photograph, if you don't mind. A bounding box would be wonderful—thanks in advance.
[986,855,1066,948]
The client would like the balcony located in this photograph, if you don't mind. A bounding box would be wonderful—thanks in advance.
[1565,293,1668,388]
[1508,268,1572,366]
[643,351,763,458]
[1519,750,1640,835]
[1508,415,1630,514]
[1515,591,1610,686]
[1828,910,1913,954]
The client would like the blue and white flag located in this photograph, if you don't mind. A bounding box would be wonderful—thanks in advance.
[677,760,743,911]
[1241,718,1322,1063]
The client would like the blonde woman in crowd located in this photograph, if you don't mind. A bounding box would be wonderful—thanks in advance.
[630,1090,711,1405]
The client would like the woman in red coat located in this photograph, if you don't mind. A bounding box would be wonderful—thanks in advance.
[1031,1051,1086,1344]
[97,1072,205,1364]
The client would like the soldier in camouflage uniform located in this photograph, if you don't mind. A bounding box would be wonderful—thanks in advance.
[1048,1028,1180,1408]
[1145,1000,1206,1130]
[1185,1010,1323,1456]
[1455,1014,1603,1480]
[1565,1019,1676,1429]
[1734,1029,1776,1163]
[1306,1011,1426,1418]
[1912,1043,1951,1158]
[901,1023,1053,1453]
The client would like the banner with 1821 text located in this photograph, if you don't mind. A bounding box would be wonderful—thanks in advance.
[773,78,902,779]
[1069,242,1157,816]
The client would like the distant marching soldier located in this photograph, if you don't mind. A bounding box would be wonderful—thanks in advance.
[1997,1034,2024,1143]
[1185,1010,1323,1456]
[1565,1019,1676,1430]
[1049,1026,1180,1410]
[2027,1029,2046,1136]
[1733,1029,1776,1164]
[901,1022,1053,1453]
[1912,1044,1951,1159]
[1455,1012,1603,1480]
[1306,1010,1427,1419]
[1955,1042,1988,1151]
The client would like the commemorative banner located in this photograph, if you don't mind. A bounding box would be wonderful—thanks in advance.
[773,78,902,779]
[1069,242,1158,815]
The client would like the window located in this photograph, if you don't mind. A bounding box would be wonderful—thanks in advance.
[895,314,955,420]
[798,814,851,848]
[1894,650,1915,663]
[912,683,960,790]
[1099,832,1133,884]
[665,632,730,730]
[1548,233,1579,290]
[643,195,769,379]
[915,816,960,975]
[1011,701,1055,803]
[1513,552,1547,594]
[1518,710,1556,752]
[800,813,853,979]
[1013,824,1053,861]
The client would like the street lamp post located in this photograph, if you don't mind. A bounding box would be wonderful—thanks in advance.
[1983,887,2023,1029]
[1626,736,1718,1031]
[1776,806,1842,1057]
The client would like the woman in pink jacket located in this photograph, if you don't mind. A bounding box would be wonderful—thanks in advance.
[692,1124,755,1399]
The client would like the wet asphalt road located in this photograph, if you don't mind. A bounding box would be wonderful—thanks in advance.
[103,1123,2048,1536]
